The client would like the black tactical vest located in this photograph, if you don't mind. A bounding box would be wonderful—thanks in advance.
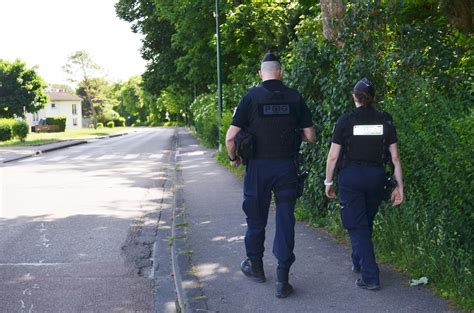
[246,85,301,159]
[341,109,392,167]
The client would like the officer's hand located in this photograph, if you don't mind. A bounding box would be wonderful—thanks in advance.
[391,186,404,206]
[325,185,336,198]
[230,159,241,167]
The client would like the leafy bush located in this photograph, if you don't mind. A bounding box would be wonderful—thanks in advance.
[106,121,115,128]
[190,83,251,148]
[283,3,473,309]
[190,92,219,147]
[12,120,29,141]
[0,118,13,141]
[45,116,66,132]
[113,117,126,127]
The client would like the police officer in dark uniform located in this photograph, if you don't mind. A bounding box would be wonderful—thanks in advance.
[225,52,315,298]
[324,78,404,290]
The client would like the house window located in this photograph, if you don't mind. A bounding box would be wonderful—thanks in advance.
[51,103,56,109]
[33,113,39,122]
[72,103,77,115]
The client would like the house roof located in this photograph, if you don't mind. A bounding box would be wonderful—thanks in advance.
[46,91,82,101]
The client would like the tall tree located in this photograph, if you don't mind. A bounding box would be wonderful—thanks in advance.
[320,0,345,42]
[76,77,114,121]
[62,51,102,127]
[115,0,185,97]
[114,76,151,125]
[0,59,48,118]
[440,0,472,33]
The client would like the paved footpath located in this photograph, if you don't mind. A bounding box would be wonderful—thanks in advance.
[175,128,457,313]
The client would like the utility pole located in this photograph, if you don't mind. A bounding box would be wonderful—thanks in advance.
[215,0,223,151]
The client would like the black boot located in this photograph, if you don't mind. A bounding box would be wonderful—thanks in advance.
[240,258,266,283]
[276,268,293,298]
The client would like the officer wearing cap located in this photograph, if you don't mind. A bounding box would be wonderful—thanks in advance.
[324,78,404,290]
[225,52,315,298]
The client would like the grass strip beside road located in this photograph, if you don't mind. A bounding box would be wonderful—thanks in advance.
[0,127,130,147]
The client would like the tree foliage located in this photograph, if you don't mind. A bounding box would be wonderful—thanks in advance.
[0,59,48,118]
[114,76,152,125]
[63,51,103,127]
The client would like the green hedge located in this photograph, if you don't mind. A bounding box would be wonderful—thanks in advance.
[190,92,219,147]
[283,3,473,309]
[113,117,126,127]
[45,116,66,132]
[12,120,29,141]
[0,118,13,141]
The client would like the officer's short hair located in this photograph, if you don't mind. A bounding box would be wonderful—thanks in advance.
[261,61,281,72]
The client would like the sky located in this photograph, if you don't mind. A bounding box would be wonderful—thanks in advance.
[0,0,146,86]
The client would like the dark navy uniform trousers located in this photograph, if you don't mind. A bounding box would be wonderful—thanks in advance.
[243,159,298,270]
[338,165,385,285]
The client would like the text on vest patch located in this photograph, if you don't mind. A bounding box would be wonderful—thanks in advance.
[263,104,290,115]
[353,125,383,136]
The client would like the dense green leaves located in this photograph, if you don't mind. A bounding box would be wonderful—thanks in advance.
[0,59,48,118]
[286,2,473,309]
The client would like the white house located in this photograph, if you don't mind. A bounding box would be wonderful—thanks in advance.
[26,90,83,130]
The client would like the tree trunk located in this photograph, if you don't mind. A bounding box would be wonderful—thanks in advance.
[83,82,97,129]
[440,0,472,33]
[320,0,346,42]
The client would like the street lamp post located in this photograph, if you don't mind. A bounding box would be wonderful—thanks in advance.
[215,0,223,151]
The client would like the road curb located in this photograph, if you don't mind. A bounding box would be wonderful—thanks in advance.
[40,140,88,153]
[170,129,209,313]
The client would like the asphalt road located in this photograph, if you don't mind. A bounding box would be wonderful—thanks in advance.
[0,128,177,312]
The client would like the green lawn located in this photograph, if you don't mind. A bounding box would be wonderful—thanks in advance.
[0,127,131,147]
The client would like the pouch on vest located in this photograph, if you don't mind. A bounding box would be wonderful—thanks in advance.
[234,131,255,164]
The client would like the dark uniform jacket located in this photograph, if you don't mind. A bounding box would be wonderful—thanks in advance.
[232,80,313,159]
[332,106,397,167]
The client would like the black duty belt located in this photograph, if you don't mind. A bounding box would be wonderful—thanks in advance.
[344,160,383,167]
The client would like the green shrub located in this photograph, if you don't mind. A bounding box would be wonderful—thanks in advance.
[45,116,66,132]
[190,83,247,148]
[12,120,29,141]
[106,121,115,128]
[190,92,219,147]
[97,122,104,128]
[113,117,126,127]
[282,3,473,309]
[0,125,11,141]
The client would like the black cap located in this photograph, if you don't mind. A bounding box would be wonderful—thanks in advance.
[261,52,280,64]
[353,77,375,97]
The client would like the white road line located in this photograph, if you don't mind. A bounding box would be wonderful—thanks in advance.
[185,151,206,156]
[71,154,91,160]
[123,154,139,160]
[97,154,116,160]
[0,262,94,266]
[149,154,163,159]
[20,157,44,163]
[48,155,68,161]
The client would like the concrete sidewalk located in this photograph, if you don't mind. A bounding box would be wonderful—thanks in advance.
[174,128,456,313]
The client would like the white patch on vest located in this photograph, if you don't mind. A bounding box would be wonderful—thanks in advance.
[353,125,384,136]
